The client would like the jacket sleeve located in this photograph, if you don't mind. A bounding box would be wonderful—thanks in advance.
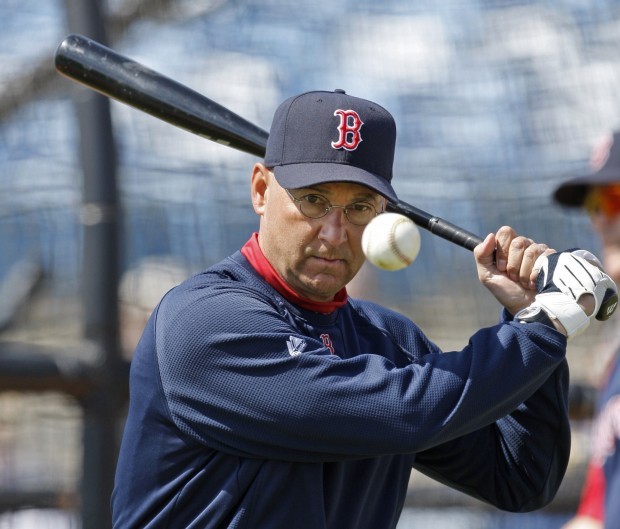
[411,332,570,512]
[155,281,569,467]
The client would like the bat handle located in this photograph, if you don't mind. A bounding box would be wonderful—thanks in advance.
[386,200,484,252]
[427,217,485,251]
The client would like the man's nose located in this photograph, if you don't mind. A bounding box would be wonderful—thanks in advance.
[318,207,348,244]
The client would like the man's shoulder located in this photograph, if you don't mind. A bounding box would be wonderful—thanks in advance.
[160,252,276,315]
[172,251,260,289]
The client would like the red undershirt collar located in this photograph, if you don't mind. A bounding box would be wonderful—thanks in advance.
[241,233,348,314]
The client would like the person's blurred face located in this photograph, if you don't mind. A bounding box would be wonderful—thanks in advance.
[585,184,620,282]
[250,164,385,302]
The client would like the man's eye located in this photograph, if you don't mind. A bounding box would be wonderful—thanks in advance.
[302,194,328,206]
[350,202,373,213]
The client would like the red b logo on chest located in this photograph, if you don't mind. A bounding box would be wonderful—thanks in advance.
[331,109,364,151]
[320,333,335,355]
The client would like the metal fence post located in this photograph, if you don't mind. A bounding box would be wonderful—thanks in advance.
[64,1,126,527]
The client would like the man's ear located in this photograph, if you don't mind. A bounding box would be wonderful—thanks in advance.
[251,163,270,215]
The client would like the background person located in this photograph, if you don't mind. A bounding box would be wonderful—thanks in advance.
[555,130,620,529]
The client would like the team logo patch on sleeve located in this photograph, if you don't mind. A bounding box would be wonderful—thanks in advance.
[286,336,308,357]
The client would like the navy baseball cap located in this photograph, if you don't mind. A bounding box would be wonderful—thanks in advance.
[264,89,398,202]
[554,130,620,206]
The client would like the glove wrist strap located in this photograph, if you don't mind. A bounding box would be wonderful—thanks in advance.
[521,293,590,340]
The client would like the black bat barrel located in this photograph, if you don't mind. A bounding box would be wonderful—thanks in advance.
[55,34,269,157]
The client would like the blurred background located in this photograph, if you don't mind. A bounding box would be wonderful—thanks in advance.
[2,0,620,527]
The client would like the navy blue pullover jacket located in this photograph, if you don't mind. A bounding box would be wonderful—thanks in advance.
[112,250,570,528]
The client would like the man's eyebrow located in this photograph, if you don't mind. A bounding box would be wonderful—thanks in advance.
[300,185,381,202]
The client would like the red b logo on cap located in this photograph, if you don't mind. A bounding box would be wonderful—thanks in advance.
[331,109,364,151]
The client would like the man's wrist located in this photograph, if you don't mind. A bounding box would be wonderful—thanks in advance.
[515,303,565,334]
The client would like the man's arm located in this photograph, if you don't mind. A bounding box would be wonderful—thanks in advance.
[154,279,568,462]
[412,358,570,512]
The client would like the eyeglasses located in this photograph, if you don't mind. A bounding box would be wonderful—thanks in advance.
[584,184,620,218]
[284,189,382,226]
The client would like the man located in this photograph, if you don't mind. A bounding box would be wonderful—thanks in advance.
[112,89,616,528]
[556,131,620,529]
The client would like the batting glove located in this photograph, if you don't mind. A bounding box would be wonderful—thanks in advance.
[515,249,618,340]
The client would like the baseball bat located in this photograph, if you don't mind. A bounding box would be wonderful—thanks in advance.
[54,33,484,251]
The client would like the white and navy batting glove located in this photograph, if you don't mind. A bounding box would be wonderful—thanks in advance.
[515,249,618,340]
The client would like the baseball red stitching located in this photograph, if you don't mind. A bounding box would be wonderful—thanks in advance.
[388,218,412,266]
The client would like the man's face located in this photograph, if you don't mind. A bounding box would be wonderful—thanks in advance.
[590,212,620,283]
[586,184,620,282]
[251,164,385,302]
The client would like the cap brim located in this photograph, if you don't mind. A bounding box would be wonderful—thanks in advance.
[554,167,620,206]
[273,163,398,202]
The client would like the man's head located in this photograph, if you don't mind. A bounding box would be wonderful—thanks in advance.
[553,131,620,281]
[251,90,397,301]
[264,89,398,202]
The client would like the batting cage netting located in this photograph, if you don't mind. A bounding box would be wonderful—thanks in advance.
[1,0,620,527]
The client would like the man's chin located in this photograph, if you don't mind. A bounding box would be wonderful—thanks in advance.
[298,274,347,302]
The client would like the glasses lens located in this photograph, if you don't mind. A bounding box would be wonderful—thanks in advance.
[345,203,377,225]
[298,195,330,218]
[585,184,620,218]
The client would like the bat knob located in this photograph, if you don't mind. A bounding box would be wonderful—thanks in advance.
[596,288,618,321]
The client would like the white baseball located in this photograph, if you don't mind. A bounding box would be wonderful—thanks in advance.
[362,213,421,271]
